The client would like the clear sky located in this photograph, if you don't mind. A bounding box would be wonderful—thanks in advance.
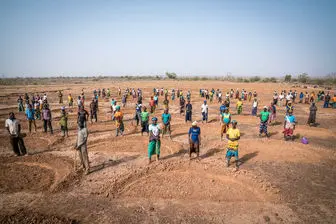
[0,0,335,77]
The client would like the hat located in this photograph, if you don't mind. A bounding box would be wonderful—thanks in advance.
[61,106,65,110]
[192,121,197,126]
[263,106,268,109]
[152,117,158,121]
[231,120,237,124]
[204,100,207,103]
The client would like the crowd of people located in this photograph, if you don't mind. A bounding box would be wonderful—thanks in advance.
[5,86,336,173]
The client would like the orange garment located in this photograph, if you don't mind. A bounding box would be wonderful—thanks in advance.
[114,111,123,127]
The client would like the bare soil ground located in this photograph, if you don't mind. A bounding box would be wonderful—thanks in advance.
[0,80,335,223]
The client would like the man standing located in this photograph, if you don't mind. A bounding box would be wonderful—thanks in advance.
[307,102,317,126]
[201,100,208,123]
[220,108,231,141]
[149,96,155,114]
[58,90,63,104]
[161,109,172,139]
[251,98,258,116]
[25,104,37,133]
[74,118,90,174]
[226,120,240,170]
[17,96,24,112]
[89,98,98,123]
[59,107,69,137]
[42,104,53,134]
[185,100,192,123]
[324,93,331,108]
[68,93,74,108]
[180,96,186,115]
[5,112,27,156]
[188,121,201,159]
[134,103,142,126]
[258,106,270,137]
[141,106,150,136]
[77,106,89,128]
[148,117,161,164]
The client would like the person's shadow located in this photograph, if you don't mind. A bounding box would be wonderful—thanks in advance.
[89,155,139,174]
[239,151,259,165]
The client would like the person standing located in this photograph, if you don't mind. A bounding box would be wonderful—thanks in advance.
[283,111,297,141]
[89,98,98,123]
[268,102,277,124]
[299,92,304,103]
[226,120,240,170]
[148,117,161,164]
[5,112,27,156]
[17,96,24,112]
[324,93,331,108]
[74,119,90,174]
[180,96,186,115]
[58,90,63,104]
[114,105,124,136]
[134,103,142,126]
[307,102,317,126]
[77,106,89,128]
[25,104,37,133]
[188,121,201,159]
[185,100,192,123]
[59,107,69,137]
[68,93,74,108]
[141,106,150,136]
[257,106,270,137]
[161,109,172,139]
[251,98,258,116]
[201,100,208,123]
[220,108,231,141]
[148,96,155,114]
[42,104,53,134]
[236,98,243,115]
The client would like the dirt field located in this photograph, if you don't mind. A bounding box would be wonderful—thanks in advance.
[0,80,335,224]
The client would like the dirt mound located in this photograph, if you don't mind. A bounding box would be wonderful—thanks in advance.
[0,154,80,193]
[119,170,264,201]
[0,209,78,224]
[0,162,54,193]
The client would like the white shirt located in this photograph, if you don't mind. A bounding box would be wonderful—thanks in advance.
[112,104,117,112]
[5,119,20,136]
[43,95,47,100]
[201,104,208,113]
[279,94,284,100]
[149,124,160,136]
[77,127,88,147]
[253,101,258,107]
[286,94,293,101]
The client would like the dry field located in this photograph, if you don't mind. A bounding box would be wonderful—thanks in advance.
[0,80,335,224]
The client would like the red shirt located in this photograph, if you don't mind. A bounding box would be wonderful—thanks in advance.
[149,99,155,106]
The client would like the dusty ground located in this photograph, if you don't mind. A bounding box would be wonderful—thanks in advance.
[0,80,335,224]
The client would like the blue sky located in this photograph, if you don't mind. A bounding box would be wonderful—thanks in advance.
[0,0,335,77]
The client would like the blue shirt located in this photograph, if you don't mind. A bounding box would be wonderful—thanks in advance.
[26,109,35,120]
[189,127,201,142]
[285,115,296,123]
[162,113,171,124]
[219,105,226,113]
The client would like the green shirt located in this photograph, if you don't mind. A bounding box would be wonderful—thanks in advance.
[260,111,270,122]
[141,111,149,122]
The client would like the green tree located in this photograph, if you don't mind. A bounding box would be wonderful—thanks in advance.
[298,73,309,83]
[165,72,177,79]
[284,74,292,82]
